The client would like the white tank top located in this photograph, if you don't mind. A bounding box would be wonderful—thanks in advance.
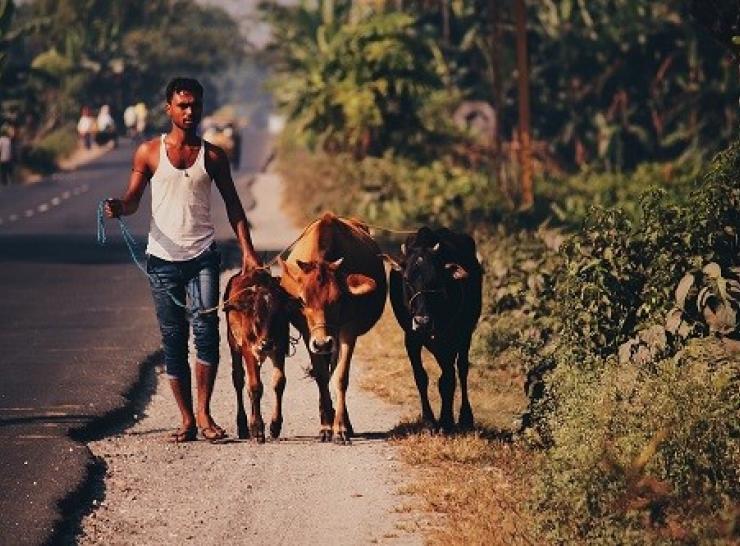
[146,135,215,261]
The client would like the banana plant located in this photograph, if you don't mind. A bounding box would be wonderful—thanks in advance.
[667,262,740,337]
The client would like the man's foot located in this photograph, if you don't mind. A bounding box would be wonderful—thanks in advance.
[200,425,227,442]
[167,425,197,443]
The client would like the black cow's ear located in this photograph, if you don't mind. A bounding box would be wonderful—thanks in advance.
[445,262,468,280]
[379,254,403,272]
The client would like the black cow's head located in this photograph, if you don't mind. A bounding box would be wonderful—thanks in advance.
[384,228,468,338]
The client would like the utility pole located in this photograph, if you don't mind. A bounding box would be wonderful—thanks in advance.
[489,0,505,202]
[514,0,534,209]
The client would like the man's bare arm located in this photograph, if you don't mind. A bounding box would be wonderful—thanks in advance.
[208,143,261,271]
[104,143,152,218]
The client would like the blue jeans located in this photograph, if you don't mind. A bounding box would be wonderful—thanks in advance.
[146,245,221,380]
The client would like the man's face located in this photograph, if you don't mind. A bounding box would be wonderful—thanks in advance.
[166,90,203,130]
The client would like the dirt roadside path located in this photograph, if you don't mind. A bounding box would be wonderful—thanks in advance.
[77,172,423,545]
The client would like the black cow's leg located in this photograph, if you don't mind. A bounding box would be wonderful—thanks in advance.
[230,346,249,439]
[456,334,475,431]
[437,353,457,434]
[405,334,436,431]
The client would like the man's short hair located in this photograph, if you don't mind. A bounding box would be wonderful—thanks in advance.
[165,78,204,103]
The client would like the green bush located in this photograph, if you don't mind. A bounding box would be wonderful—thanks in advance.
[536,341,739,544]
[23,125,78,174]
[277,144,500,229]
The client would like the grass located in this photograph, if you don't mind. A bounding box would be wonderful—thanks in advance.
[354,293,538,544]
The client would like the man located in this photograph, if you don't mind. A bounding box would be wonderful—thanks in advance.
[104,77,260,442]
[0,127,12,185]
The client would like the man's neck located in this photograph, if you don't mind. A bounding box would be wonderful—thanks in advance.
[166,126,199,147]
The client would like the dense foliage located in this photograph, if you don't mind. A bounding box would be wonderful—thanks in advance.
[1,0,243,157]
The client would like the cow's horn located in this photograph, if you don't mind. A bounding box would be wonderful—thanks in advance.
[432,243,440,252]
[329,257,344,269]
[400,243,406,256]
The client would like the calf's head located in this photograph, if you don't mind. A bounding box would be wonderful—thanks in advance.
[224,269,288,360]
[385,232,468,338]
[280,257,376,355]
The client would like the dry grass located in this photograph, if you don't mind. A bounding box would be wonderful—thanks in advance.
[354,298,539,545]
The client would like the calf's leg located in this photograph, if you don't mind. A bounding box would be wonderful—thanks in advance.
[230,345,249,439]
[269,353,286,439]
[243,344,265,443]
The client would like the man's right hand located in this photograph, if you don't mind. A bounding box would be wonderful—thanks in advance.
[104,198,124,218]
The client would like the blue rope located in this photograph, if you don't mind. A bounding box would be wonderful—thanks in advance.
[97,199,191,311]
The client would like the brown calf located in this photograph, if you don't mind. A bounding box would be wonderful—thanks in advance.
[223,268,291,442]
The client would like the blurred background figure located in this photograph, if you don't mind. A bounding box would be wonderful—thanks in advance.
[77,106,96,150]
[134,102,148,139]
[0,126,13,186]
[95,104,118,148]
[123,104,138,139]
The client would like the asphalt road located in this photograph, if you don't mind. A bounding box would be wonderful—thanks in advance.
[0,126,272,546]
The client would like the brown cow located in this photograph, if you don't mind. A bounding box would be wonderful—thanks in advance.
[279,212,386,444]
[224,268,291,442]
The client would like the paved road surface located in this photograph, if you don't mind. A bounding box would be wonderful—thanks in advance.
[0,127,271,546]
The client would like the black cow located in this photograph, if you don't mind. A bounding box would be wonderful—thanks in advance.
[385,227,482,432]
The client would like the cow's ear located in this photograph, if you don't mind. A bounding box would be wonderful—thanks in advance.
[279,258,301,283]
[296,259,315,273]
[379,254,403,272]
[445,262,468,280]
[345,274,376,296]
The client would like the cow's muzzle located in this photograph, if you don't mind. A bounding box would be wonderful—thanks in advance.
[412,315,432,333]
[309,335,335,355]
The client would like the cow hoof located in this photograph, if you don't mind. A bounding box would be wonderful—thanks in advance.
[269,419,283,439]
[320,429,332,442]
[250,425,266,443]
[237,425,249,440]
[421,417,437,434]
[438,420,456,435]
[333,432,352,446]
[237,417,249,439]
[458,416,475,432]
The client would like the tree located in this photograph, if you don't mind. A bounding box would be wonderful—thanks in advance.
[514,0,533,209]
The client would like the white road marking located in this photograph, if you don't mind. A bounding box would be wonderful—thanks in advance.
[1,184,95,229]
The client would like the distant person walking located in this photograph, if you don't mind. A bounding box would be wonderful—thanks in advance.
[77,106,96,150]
[96,104,118,148]
[123,104,137,138]
[0,128,13,186]
[134,102,148,139]
[104,77,261,443]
